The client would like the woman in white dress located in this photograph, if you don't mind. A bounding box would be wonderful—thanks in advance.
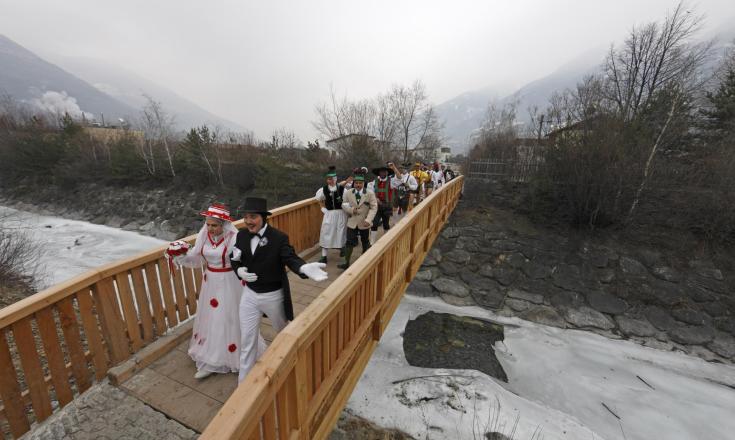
[315,166,348,263]
[169,203,265,379]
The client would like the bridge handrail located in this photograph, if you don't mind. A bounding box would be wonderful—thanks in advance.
[200,176,464,440]
[0,197,322,438]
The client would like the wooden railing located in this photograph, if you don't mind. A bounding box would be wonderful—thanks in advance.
[0,199,323,439]
[200,177,464,440]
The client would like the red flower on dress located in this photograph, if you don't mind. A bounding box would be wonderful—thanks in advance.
[228,343,237,352]
[210,298,219,308]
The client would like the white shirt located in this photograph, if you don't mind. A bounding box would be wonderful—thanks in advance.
[250,224,268,255]
[367,175,401,192]
[429,169,446,187]
[398,173,419,191]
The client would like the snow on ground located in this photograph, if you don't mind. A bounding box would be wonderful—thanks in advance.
[0,206,165,289]
[346,295,735,440]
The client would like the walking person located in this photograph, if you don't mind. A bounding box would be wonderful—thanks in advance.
[367,162,403,245]
[410,162,429,205]
[166,203,265,379]
[315,166,348,263]
[230,197,328,382]
[427,161,446,196]
[394,163,418,221]
[338,174,378,270]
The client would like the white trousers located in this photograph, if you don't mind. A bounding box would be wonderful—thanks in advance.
[238,286,288,382]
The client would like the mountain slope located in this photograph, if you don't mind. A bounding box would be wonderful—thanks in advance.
[0,34,136,121]
[49,56,246,132]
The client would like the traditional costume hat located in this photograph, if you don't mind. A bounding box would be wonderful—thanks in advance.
[199,203,234,222]
[353,174,366,182]
[325,166,337,178]
[241,197,272,216]
[372,165,391,175]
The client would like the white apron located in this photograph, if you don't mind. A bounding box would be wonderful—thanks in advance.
[316,187,348,249]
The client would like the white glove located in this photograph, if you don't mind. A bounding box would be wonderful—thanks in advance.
[300,262,328,282]
[321,207,328,214]
[237,267,258,282]
[231,246,242,262]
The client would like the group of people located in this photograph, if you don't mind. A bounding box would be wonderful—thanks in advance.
[165,161,455,384]
[316,160,457,269]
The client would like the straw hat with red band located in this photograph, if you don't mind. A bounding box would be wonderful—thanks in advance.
[199,203,234,222]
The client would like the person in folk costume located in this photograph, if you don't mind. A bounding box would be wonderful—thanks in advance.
[426,161,446,196]
[394,163,418,222]
[410,162,429,206]
[445,166,456,181]
[367,162,404,245]
[230,197,328,382]
[166,203,266,380]
[338,173,378,270]
[315,166,348,263]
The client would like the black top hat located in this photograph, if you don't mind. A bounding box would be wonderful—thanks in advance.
[372,166,391,176]
[241,197,272,216]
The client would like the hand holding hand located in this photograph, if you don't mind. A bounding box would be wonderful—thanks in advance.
[236,267,258,282]
[300,262,328,282]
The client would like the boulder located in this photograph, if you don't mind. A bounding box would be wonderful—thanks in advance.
[564,307,615,330]
[550,291,584,309]
[521,262,551,280]
[714,317,735,335]
[520,306,566,328]
[459,270,486,289]
[707,332,735,359]
[696,267,724,281]
[637,249,661,267]
[445,249,472,265]
[552,264,584,291]
[505,298,532,312]
[597,269,616,284]
[615,316,657,337]
[619,256,647,276]
[644,306,679,332]
[507,289,544,305]
[669,326,715,345]
[414,270,434,282]
[440,294,476,307]
[651,266,683,283]
[505,252,527,268]
[471,285,505,309]
[671,307,712,326]
[439,262,460,276]
[139,221,156,232]
[587,291,628,315]
[491,267,519,286]
[406,281,435,297]
[432,278,470,297]
[440,227,460,239]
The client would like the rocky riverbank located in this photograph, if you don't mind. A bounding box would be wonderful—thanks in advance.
[408,204,735,363]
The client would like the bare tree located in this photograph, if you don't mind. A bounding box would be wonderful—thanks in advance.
[140,95,176,176]
[603,1,712,122]
[391,81,442,163]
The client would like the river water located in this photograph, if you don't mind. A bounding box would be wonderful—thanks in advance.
[0,206,165,290]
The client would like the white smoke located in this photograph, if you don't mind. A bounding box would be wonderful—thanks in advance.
[29,90,95,120]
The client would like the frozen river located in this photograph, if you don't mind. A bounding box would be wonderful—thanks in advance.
[0,206,165,290]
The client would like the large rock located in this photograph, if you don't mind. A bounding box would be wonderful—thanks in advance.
[615,316,657,337]
[651,266,683,283]
[636,249,661,267]
[414,269,434,282]
[520,306,566,328]
[552,264,584,291]
[440,227,460,239]
[707,333,735,359]
[597,269,616,284]
[644,306,679,332]
[439,262,460,276]
[440,294,476,306]
[432,278,470,297]
[650,281,687,307]
[505,298,532,312]
[587,291,628,315]
[521,262,551,280]
[714,317,735,335]
[687,275,728,294]
[505,252,527,268]
[669,326,715,345]
[491,267,519,286]
[507,289,544,305]
[671,307,712,326]
[479,264,495,278]
[564,307,615,330]
[406,281,435,297]
[550,291,584,309]
[445,249,472,265]
[471,284,505,309]
[619,256,647,276]
[459,270,486,289]
[696,267,724,281]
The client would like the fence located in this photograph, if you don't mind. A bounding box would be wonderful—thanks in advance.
[467,158,542,182]
[0,199,322,438]
[199,176,464,440]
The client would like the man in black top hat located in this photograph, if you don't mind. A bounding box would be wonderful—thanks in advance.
[230,197,328,382]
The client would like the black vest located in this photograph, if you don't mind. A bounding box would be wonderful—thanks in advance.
[323,185,345,210]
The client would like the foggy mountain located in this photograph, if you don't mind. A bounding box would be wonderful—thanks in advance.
[0,34,137,122]
[436,45,606,155]
[48,55,247,132]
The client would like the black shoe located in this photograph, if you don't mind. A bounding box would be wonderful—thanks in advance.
[339,248,345,257]
[319,256,327,264]
[337,262,349,270]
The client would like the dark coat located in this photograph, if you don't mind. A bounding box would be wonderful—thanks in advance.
[230,224,307,321]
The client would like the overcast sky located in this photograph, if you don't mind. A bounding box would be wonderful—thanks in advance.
[1,0,733,140]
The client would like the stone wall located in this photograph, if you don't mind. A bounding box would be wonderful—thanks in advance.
[408,204,735,363]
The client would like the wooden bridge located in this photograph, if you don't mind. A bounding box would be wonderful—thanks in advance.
[0,177,463,439]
